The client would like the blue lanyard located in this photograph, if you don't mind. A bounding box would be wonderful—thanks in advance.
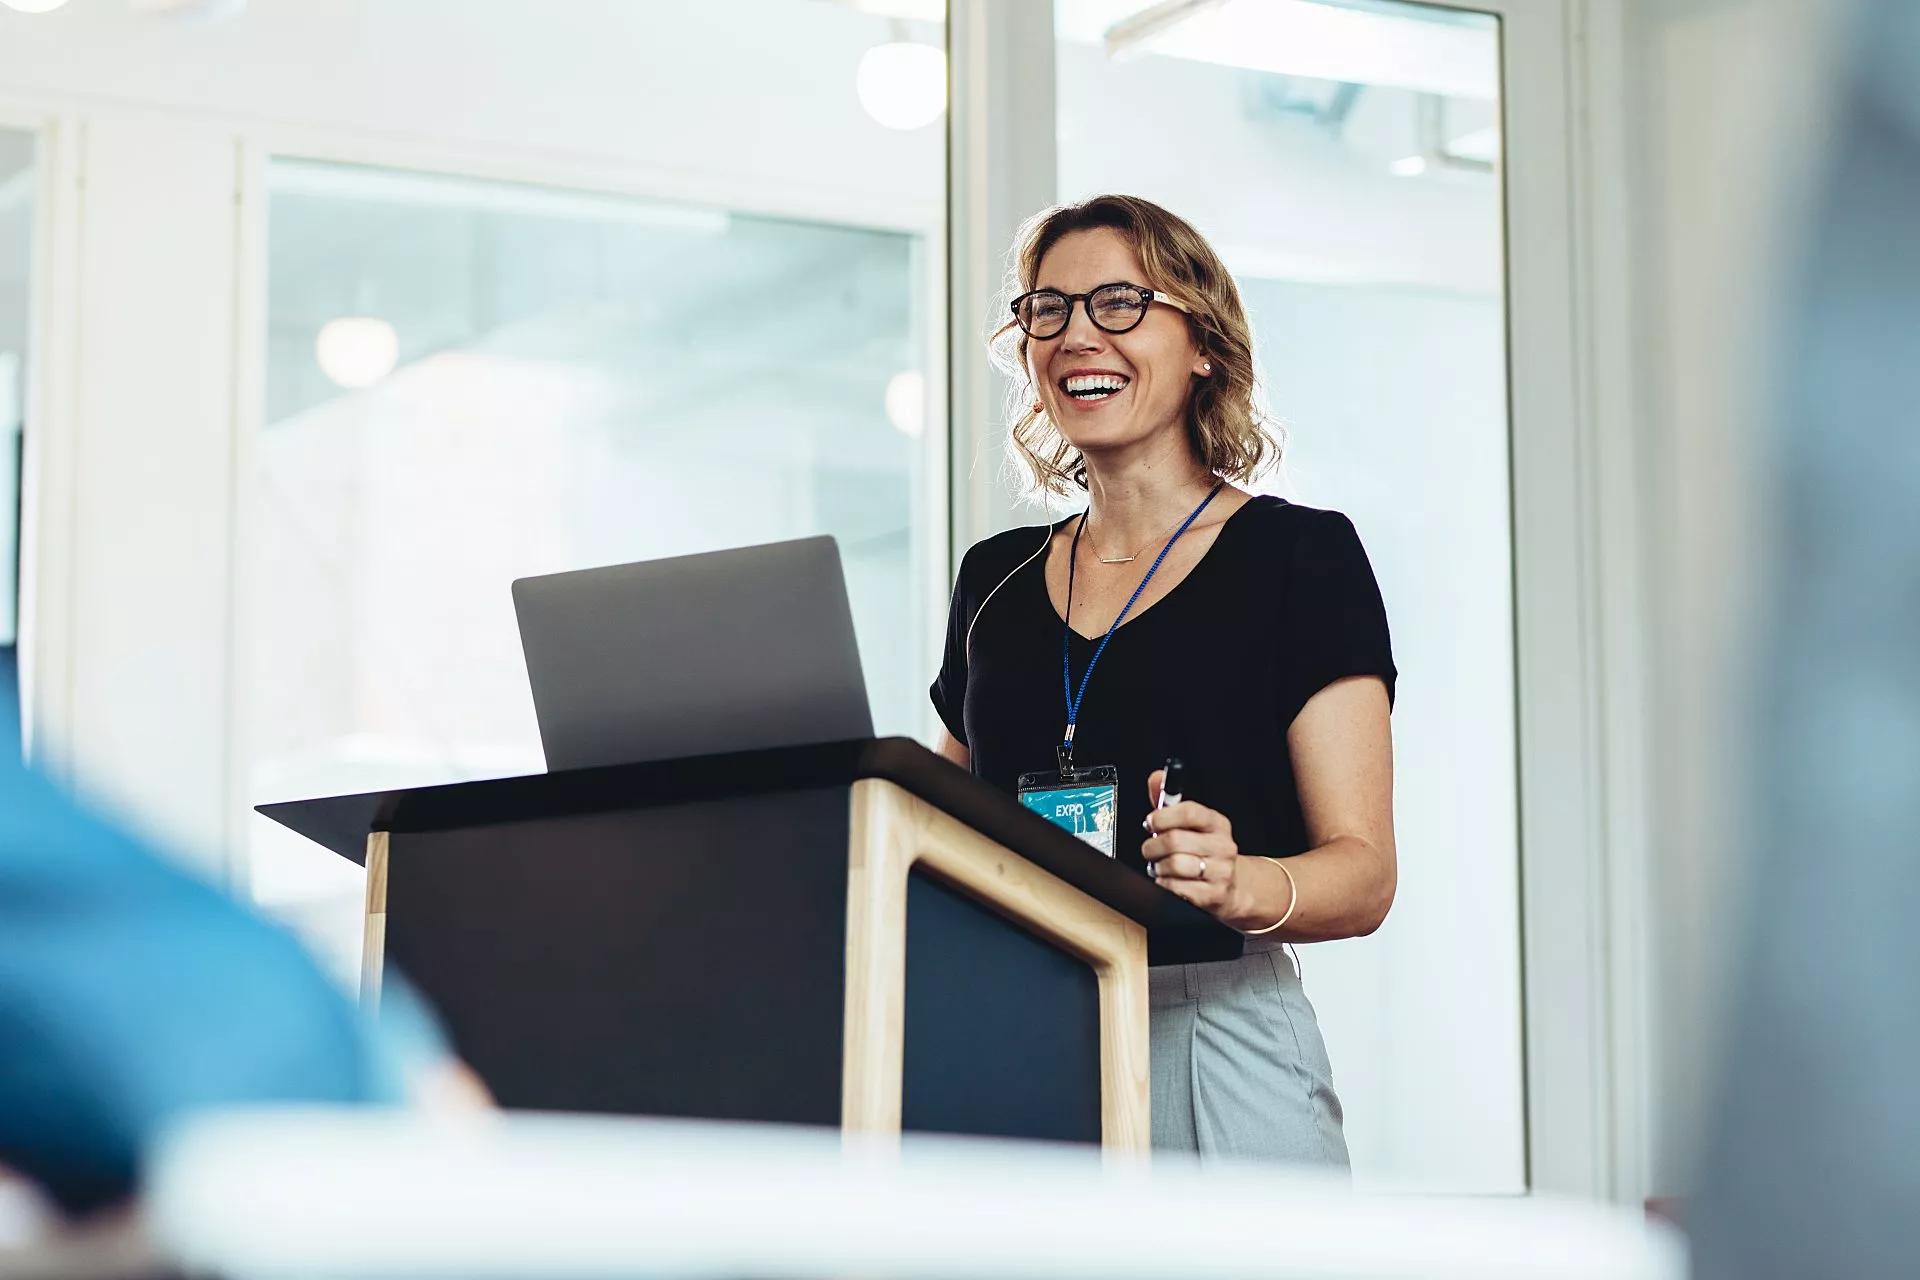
[1059,480,1224,773]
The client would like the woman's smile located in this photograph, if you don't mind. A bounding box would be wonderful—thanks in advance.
[1056,367,1133,413]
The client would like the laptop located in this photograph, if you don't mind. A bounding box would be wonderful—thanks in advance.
[511,536,873,771]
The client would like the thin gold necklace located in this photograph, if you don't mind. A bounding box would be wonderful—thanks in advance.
[1085,495,1214,564]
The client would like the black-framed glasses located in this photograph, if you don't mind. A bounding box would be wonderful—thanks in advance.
[1008,281,1193,340]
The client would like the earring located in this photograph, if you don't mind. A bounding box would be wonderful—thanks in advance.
[1201,361,1212,374]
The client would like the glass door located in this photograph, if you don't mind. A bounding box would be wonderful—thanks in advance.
[1053,0,1521,1192]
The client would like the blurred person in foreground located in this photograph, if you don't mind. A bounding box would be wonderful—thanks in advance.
[0,659,484,1231]
[1693,1,1920,1276]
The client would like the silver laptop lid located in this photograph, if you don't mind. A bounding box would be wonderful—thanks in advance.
[512,536,872,771]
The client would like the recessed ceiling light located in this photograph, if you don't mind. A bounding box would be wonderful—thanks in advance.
[1066,0,1498,101]
[315,317,399,389]
[856,41,947,131]
[885,370,926,437]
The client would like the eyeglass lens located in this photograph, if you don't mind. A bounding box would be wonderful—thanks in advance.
[1019,285,1150,338]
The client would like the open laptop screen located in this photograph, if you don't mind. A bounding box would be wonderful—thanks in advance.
[512,536,872,771]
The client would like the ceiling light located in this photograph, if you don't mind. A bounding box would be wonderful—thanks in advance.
[1389,155,1428,177]
[884,370,926,437]
[1063,0,1498,102]
[315,317,399,389]
[856,41,946,131]
[0,0,73,13]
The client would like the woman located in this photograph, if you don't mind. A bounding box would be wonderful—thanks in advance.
[929,194,1397,1168]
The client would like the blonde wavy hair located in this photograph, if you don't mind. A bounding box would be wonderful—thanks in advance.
[988,194,1278,499]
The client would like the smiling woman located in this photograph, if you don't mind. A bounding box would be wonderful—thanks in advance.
[935,193,1398,1168]
[992,196,1270,496]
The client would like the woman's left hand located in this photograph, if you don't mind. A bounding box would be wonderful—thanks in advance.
[1141,768,1245,919]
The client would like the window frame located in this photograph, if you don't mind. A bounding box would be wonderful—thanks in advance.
[226,133,953,887]
[0,101,78,777]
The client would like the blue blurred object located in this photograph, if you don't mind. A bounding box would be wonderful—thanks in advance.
[1694,2,1920,1275]
[0,676,436,1214]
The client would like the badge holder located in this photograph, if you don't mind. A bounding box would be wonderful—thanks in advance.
[1017,760,1121,858]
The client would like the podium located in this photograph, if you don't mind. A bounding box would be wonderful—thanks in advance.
[260,737,1240,1151]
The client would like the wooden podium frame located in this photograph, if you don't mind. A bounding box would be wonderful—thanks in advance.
[841,779,1149,1148]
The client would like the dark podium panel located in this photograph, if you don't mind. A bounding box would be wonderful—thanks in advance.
[261,737,1240,1149]
[903,869,1102,1143]
[385,788,852,1122]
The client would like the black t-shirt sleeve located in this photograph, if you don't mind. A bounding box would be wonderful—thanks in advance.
[1277,509,1398,730]
[929,547,974,745]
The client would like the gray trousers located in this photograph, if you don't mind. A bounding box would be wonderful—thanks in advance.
[1149,945,1350,1170]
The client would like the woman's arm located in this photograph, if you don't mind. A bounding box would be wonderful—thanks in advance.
[934,728,971,771]
[1236,674,1397,939]
[1145,674,1396,941]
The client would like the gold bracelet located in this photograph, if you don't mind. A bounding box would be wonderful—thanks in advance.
[1240,856,1297,936]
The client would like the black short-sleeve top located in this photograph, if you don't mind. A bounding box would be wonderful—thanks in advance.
[929,495,1396,874]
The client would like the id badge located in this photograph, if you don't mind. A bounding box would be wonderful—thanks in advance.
[1017,765,1120,857]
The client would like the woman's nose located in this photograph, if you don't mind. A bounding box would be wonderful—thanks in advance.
[1060,305,1104,351]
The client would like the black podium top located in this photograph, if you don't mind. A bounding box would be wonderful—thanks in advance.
[258,736,1242,964]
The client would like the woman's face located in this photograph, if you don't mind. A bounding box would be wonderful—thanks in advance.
[1025,226,1209,463]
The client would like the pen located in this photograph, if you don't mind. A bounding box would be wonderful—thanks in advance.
[1146,757,1183,877]
[1157,757,1185,811]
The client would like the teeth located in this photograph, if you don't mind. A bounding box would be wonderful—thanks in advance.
[1063,374,1128,395]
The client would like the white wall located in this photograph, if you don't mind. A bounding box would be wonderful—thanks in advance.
[47,117,242,868]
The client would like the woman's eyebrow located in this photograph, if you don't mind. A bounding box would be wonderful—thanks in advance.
[1033,278,1145,291]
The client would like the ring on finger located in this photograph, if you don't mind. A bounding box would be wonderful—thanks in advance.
[1196,855,1208,880]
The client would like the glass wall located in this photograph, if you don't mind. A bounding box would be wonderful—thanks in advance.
[248,1,947,966]
[1054,0,1520,1191]
[251,160,941,943]
[0,129,30,721]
